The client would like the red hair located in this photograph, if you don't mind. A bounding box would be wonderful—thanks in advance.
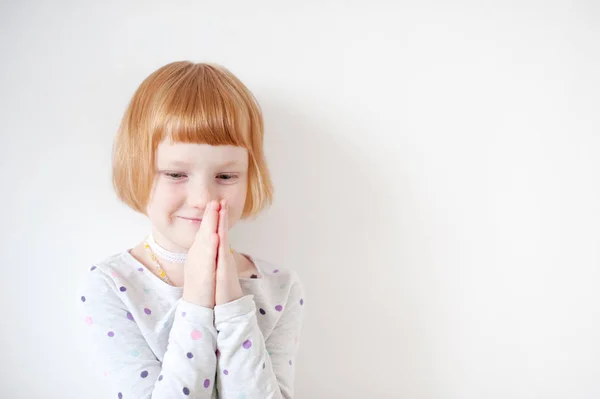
[112,61,273,219]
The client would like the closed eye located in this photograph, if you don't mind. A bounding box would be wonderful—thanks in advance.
[163,172,238,182]
[165,172,187,180]
[217,174,238,181]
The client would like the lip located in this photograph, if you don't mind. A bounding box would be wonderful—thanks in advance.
[178,216,202,224]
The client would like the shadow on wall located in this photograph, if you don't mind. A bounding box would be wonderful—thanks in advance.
[233,91,434,398]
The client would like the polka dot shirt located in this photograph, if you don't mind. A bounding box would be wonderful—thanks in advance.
[78,251,305,398]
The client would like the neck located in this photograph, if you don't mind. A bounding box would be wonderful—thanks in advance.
[148,232,188,264]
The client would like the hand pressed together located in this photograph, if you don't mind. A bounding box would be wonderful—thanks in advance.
[181,199,242,308]
[214,199,243,306]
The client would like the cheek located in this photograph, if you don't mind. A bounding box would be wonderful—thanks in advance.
[149,183,184,213]
[225,189,247,221]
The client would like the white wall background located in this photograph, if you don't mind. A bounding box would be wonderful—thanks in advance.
[1,1,599,398]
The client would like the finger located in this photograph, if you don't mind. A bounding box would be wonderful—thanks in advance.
[199,200,220,240]
[218,200,228,255]
[207,232,219,262]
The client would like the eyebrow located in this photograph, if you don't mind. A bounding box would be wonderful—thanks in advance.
[217,160,242,168]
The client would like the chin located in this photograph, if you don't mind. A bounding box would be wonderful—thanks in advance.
[155,228,194,252]
[173,234,195,251]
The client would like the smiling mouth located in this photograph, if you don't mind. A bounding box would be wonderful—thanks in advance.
[178,217,202,224]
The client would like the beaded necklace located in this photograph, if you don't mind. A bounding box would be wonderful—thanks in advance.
[143,238,174,285]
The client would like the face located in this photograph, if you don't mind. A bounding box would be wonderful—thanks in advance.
[146,140,249,252]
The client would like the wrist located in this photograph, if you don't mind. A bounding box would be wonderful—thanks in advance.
[183,282,216,309]
[182,292,215,309]
[215,280,243,305]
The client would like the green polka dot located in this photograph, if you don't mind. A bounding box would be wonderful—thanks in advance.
[130,350,140,357]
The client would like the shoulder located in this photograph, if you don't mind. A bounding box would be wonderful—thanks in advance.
[91,251,136,274]
[253,256,302,283]
[77,251,135,296]
[251,258,306,327]
[252,256,305,300]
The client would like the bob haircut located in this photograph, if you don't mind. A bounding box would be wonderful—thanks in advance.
[112,61,273,220]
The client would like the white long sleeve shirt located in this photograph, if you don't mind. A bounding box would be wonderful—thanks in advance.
[77,250,305,398]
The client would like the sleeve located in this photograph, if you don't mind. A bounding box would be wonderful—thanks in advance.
[77,267,219,398]
[213,275,305,399]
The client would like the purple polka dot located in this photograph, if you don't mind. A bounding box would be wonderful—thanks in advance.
[81,296,86,302]
[118,393,122,399]
[158,375,163,381]
[126,312,134,321]
[144,308,151,315]
[243,339,252,349]
[300,298,304,305]
[140,370,148,378]
[181,311,187,317]
[187,352,193,359]
[203,379,210,388]
[275,305,283,312]
[259,308,266,315]
[119,286,127,292]
[183,387,190,395]
[273,269,279,273]
[90,266,96,271]
[107,331,115,337]
[138,267,144,272]
[223,369,229,375]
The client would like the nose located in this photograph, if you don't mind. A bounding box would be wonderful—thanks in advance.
[186,182,217,211]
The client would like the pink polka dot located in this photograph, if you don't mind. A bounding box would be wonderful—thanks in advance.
[84,316,93,325]
[275,305,283,312]
[111,271,119,277]
[191,330,202,340]
[294,336,299,344]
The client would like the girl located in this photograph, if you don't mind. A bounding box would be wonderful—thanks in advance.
[77,61,305,399]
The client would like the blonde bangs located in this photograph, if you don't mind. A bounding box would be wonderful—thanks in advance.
[112,61,273,219]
